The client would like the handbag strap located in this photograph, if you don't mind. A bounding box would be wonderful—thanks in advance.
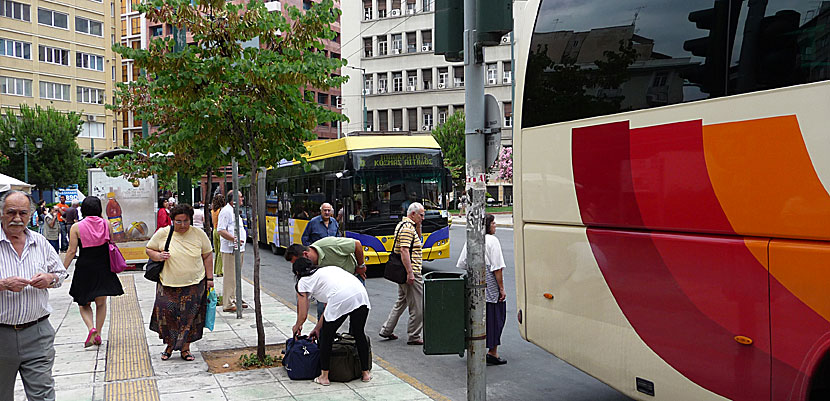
[162,227,174,251]
[391,221,415,254]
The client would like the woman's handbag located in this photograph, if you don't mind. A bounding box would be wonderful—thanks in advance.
[108,240,128,273]
[383,222,414,284]
[205,288,217,331]
[144,228,174,282]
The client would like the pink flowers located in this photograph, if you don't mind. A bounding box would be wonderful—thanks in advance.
[496,146,512,182]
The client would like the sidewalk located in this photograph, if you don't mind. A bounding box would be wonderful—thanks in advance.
[451,213,513,228]
[15,264,438,401]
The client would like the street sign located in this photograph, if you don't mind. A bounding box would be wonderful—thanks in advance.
[484,94,502,168]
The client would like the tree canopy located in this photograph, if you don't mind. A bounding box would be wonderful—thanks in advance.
[431,111,465,192]
[0,104,86,190]
[105,0,347,360]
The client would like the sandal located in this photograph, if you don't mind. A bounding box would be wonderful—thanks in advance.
[181,350,195,361]
[160,350,172,361]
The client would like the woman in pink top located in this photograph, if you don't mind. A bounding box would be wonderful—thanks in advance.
[63,196,125,347]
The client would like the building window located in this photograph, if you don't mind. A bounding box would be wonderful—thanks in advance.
[378,76,388,93]
[0,38,31,60]
[38,45,69,65]
[317,92,328,105]
[652,71,668,87]
[303,0,311,10]
[363,38,373,57]
[76,16,103,36]
[423,112,433,129]
[130,17,140,35]
[504,102,512,127]
[39,81,71,101]
[76,52,104,71]
[151,25,163,36]
[331,95,339,108]
[0,0,30,22]
[77,86,105,104]
[0,76,32,97]
[330,52,340,59]
[454,66,464,87]
[422,0,432,12]
[486,63,497,85]
[438,70,448,88]
[407,74,417,90]
[392,34,402,54]
[438,110,447,125]
[421,30,432,51]
[38,8,68,29]
[121,19,126,36]
[503,61,512,84]
[364,77,373,94]
[392,72,403,92]
[378,38,387,56]
[79,121,105,138]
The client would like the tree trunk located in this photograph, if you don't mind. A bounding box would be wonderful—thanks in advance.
[206,168,213,231]
[249,162,266,361]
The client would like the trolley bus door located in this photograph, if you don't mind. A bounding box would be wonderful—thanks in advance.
[277,190,291,247]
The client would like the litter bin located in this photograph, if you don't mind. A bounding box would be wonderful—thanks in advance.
[423,271,466,356]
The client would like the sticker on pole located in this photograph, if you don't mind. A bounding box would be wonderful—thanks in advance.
[466,173,486,190]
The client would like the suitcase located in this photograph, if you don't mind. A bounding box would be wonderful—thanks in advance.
[328,333,372,382]
[283,336,321,380]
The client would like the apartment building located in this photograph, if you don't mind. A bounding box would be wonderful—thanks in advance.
[1,0,122,155]
[341,0,514,202]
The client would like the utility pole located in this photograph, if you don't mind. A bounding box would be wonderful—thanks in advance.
[463,0,487,398]
[232,157,244,319]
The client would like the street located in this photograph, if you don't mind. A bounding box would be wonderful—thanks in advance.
[240,225,633,401]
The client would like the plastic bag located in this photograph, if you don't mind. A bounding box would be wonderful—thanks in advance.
[205,288,217,331]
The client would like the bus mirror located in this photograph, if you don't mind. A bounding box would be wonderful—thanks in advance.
[341,177,353,197]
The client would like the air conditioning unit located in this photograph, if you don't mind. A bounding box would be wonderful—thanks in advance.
[421,45,430,52]
[406,8,414,15]
[362,89,371,95]
[422,125,432,131]
[501,36,510,44]
[378,88,387,93]
[88,115,97,122]
[503,72,512,84]
[437,83,445,89]
[365,13,372,20]
[393,49,401,54]
[488,78,497,85]
[392,127,401,131]
[391,9,400,16]
[407,85,416,91]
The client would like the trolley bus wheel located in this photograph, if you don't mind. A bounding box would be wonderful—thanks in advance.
[810,352,830,401]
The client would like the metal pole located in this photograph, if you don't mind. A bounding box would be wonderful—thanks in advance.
[463,0,486,398]
[23,143,29,183]
[363,71,368,130]
[232,157,243,319]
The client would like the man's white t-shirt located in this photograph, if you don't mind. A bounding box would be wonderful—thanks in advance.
[297,266,371,322]
[217,203,246,254]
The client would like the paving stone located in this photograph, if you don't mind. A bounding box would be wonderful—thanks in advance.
[222,382,292,401]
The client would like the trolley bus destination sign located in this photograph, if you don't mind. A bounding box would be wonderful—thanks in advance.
[356,152,442,169]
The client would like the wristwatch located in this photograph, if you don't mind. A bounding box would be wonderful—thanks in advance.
[49,274,58,287]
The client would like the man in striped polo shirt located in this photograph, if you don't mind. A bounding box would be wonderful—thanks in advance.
[379,202,425,346]
[0,191,67,401]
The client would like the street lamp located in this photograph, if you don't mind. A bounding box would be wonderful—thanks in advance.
[86,114,95,157]
[8,135,43,183]
[344,65,368,131]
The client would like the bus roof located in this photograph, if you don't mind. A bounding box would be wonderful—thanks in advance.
[301,134,441,161]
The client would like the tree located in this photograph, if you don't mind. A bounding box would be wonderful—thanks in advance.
[0,104,86,194]
[495,146,512,182]
[431,111,465,194]
[105,0,346,361]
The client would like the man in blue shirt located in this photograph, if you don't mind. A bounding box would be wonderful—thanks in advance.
[301,203,339,246]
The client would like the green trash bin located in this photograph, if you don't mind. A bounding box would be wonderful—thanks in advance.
[423,271,466,356]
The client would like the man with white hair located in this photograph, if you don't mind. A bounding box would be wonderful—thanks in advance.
[301,202,339,246]
[379,202,425,345]
[0,191,67,400]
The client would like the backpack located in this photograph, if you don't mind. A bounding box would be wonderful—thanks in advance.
[328,333,372,382]
[283,336,321,380]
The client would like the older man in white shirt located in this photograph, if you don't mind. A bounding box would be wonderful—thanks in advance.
[217,191,247,312]
[0,191,67,401]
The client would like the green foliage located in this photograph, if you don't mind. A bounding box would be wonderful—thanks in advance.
[0,104,86,189]
[239,352,280,368]
[431,111,466,191]
[101,0,348,182]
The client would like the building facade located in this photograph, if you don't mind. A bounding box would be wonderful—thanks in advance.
[1,0,122,155]
[341,0,514,202]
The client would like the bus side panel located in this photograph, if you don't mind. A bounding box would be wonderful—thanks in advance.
[522,224,727,401]
[769,240,830,401]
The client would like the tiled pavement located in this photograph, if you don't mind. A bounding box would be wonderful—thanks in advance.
[13,262,439,401]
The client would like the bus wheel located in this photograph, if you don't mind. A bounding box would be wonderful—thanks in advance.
[271,243,282,256]
[810,352,830,401]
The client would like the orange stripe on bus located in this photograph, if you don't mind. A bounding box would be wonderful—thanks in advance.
[769,240,830,323]
[703,115,830,240]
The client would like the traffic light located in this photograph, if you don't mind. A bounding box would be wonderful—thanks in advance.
[755,10,800,87]
[476,0,513,46]
[435,0,464,62]
[682,0,741,96]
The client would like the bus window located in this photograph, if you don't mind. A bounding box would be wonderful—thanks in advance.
[523,0,827,129]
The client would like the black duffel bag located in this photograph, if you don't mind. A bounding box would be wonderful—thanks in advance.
[328,333,372,382]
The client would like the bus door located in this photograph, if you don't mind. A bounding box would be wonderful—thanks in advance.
[276,179,291,247]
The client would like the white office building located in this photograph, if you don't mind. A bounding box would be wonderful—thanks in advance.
[341,0,514,202]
